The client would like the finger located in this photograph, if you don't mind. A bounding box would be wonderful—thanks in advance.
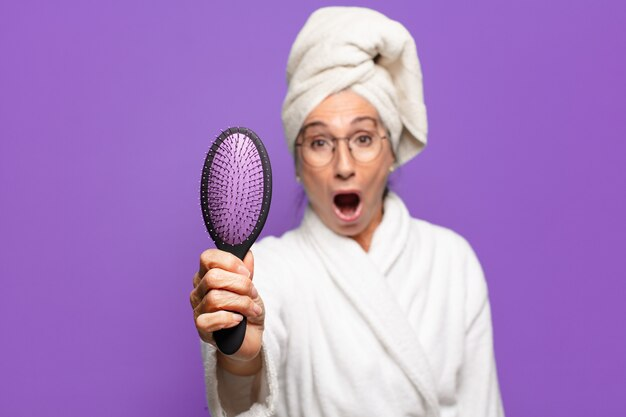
[198,249,249,278]
[190,287,201,310]
[195,289,261,318]
[190,272,203,308]
[243,250,255,281]
[196,268,253,301]
[242,251,259,300]
[194,289,262,319]
[196,311,245,334]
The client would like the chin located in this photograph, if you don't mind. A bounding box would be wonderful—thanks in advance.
[327,211,371,238]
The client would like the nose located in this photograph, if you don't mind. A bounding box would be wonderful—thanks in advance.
[333,139,355,180]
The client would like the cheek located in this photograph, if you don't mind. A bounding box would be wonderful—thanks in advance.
[300,168,330,205]
[367,159,392,188]
[362,164,392,201]
[368,170,389,197]
[371,150,394,188]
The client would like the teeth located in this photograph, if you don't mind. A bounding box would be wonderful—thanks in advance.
[333,194,361,222]
[334,193,360,218]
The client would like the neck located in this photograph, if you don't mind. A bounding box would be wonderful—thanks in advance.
[351,204,384,252]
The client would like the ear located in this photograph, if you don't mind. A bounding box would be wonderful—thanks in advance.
[382,126,397,165]
[385,137,397,170]
[294,151,304,183]
[294,152,301,174]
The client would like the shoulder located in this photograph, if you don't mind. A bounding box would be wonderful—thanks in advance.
[251,228,303,262]
[249,228,307,291]
[409,217,488,298]
[410,217,478,262]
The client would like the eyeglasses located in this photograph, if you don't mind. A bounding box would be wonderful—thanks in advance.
[294,128,388,168]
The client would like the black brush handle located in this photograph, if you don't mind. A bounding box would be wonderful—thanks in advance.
[214,317,247,355]
[213,244,250,355]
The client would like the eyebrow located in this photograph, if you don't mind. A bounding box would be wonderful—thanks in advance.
[351,116,379,126]
[299,116,379,133]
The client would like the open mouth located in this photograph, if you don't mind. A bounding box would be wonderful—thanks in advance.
[333,192,362,222]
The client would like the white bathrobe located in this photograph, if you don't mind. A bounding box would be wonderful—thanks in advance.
[201,192,504,417]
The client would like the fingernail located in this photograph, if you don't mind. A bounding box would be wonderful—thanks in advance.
[237,265,250,277]
[253,303,262,316]
[232,313,244,322]
[251,284,258,298]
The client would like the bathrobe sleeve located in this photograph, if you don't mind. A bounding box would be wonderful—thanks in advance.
[457,240,505,416]
[201,325,285,417]
[200,240,290,417]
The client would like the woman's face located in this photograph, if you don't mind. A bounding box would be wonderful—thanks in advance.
[296,90,395,241]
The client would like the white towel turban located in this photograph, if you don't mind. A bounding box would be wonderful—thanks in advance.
[282,6,428,167]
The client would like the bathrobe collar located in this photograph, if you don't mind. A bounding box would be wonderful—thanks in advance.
[300,192,440,416]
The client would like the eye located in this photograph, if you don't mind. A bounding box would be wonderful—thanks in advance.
[352,134,373,147]
[308,137,332,150]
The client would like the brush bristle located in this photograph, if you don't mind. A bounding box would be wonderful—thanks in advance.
[204,130,265,245]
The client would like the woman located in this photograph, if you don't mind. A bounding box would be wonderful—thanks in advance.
[190,7,504,417]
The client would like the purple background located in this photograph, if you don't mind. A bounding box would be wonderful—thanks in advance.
[1,1,625,416]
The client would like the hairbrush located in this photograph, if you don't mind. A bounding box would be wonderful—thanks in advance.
[200,126,272,355]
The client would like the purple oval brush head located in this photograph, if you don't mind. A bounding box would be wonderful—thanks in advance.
[200,127,272,355]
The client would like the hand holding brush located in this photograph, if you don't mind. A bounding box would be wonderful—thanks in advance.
[191,249,265,373]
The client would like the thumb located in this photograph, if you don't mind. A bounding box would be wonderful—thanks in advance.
[243,250,255,281]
